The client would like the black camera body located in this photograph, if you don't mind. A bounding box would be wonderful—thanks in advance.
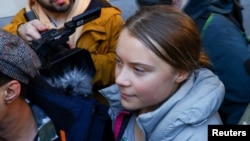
[25,7,101,71]
[24,7,101,96]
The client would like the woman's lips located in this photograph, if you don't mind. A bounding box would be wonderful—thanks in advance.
[121,92,134,100]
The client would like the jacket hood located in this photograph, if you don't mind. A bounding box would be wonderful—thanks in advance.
[99,68,225,140]
[137,68,225,140]
[136,0,235,20]
[184,0,234,19]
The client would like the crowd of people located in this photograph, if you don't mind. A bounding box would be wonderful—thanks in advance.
[0,0,249,140]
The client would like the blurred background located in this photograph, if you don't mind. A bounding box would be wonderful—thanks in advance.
[0,0,249,35]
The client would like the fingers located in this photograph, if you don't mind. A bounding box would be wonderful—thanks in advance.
[66,41,74,49]
[18,19,48,42]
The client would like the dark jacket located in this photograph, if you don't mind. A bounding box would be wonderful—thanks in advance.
[184,0,250,124]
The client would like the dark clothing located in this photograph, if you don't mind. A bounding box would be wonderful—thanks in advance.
[29,101,58,141]
[184,0,250,124]
[28,74,114,141]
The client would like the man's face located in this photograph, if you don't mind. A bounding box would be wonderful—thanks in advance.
[37,0,74,13]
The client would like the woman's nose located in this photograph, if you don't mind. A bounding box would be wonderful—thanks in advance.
[115,67,131,86]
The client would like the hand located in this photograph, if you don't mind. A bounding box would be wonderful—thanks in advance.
[18,19,48,42]
[66,41,74,49]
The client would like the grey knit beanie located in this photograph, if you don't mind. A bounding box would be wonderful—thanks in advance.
[0,29,41,84]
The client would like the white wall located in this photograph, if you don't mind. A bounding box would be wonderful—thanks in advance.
[0,0,27,18]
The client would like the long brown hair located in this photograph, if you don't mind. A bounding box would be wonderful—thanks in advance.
[125,5,210,72]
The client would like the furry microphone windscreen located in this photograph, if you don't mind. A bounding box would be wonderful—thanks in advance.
[45,67,93,97]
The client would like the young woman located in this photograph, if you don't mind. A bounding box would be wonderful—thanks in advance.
[136,0,250,125]
[100,5,225,141]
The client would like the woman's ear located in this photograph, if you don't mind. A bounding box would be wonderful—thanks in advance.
[4,80,21,104]
[175,70,189,83]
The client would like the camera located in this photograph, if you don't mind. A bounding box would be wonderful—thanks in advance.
[24,7,101,96]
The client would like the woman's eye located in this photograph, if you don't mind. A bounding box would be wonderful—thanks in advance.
[115,58,121,64]
[134,67,145,73]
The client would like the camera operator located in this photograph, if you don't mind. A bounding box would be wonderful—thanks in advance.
[3,0,124,105]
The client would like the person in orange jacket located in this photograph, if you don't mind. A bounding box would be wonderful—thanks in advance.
[3,0,124,104]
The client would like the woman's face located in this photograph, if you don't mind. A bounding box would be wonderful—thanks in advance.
[115,29,188,114]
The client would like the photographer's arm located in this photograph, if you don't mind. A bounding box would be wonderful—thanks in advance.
[3,8,48,42]
[2,9,26,34]
[78,8,124,88]
[93,14,123,87]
